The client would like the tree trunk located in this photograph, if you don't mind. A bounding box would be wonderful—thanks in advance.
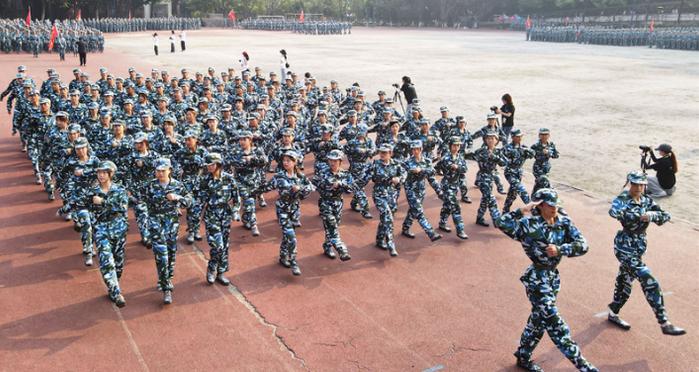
[40,0,45,20]
[677,0,684,24]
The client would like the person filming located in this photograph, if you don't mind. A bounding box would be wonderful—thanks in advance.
[495,93,515,142]
[395,76,417,112]
[641,143,677,198]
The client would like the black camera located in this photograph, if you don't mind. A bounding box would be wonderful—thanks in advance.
[490,106,498,112]
[639,145,651,152]
[392,83,399,88]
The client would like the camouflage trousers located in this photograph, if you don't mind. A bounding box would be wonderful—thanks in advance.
[95,219,128,300]
[517,266,596,371]
[350,164,371,212]
[73,208,94,256]
[275,201,300,261]
[458,172,469,200]
[204,206,233,274]
[532,161,552,195]
[476,173,499,223]
[132,200,150,242]
[503,170,530,212]
[239,186,258,229]
[27,134,43,177]
[439,185,464,233]
[183,180,203,235]
[318,197,348,255]
[373,187,399,249]
[150,214,179,291]
[402,184,437,237]
[609,233,668,324]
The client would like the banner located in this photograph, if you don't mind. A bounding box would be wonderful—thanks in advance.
[48,24,58,51]
[299,10,304,23]
[25,7,31,27]
[228,10,236,22]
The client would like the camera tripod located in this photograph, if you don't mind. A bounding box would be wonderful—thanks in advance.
[392,88,406,116]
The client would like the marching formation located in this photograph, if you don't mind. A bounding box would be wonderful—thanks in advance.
[81,17,202,33]
[0,18,103,55]
[239,19,352,35]
[527,24,699,50]
[2,53,686,371]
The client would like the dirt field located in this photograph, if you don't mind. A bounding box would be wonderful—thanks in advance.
[106,28,699,223]
[1,28,698,371]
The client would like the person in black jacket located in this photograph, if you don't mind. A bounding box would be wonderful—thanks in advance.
[76,39,87,66]
[643,143,677,198]
[399,76,417,112]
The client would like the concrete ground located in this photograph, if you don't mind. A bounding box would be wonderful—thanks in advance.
[0,28,697,371]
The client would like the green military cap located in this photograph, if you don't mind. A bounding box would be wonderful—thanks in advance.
[205,152,223,165]
[163,116,177,125]
[378,144,394,152]
[532,188,559,207]
[134,132,149,143]
[282,150,302,162]
[539,128,550,135]
[449,136,462,145]
[112,120,125,127]
[410,140,423,149]
[74,137,89,148]
[511,128,523,137]
[237,130,253,139]
[627,170,648,185]
[487,113,498,120]
[154,158,172,170]
[327,149,344,160]
[320,124,334,133]
[55,111,68,118]
[184,130,198,139]
[483,130,499,138]
[96,160,117,174]
[39,98,51,105]
[68,123,82,133]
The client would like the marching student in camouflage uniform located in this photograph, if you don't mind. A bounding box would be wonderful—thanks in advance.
[401,140,443,242]
[531,128,559,195]
[230,130,268,237]
[87,161,128,307]
[65,137,100,266]
[173,130,207,244]
[266,151,314,275]
[501,129,535,213]
[344,125,375,219]
[469,131,507,227]
[449,116,474,203]
[144,158,192,305]
[129,133,161,247]
[472,113,507,194]
[435,137,469,240]
[367,144,406,256]
[199,153,239,285]
[312,150,354,261]
[495,189,598,372]
[606,171,685,336]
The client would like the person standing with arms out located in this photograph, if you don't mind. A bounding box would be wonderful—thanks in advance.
[495,189,598,372]
[606,171,685,336]
[152,33,159,56]
[531,128,559,195]
[144,158,192,305]
[169,30,176,53]
[265,151,314,275]
[495,93,515,143]
[87,161,128,308]
[198,153,239,285]
[179,30,186,52]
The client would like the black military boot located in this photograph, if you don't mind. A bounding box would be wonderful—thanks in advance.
[515,353,542,372]
[163,290,173,305]
[401,229,415,239]
[438,223,452,233]
[461,196,472,204]
[323,245,337,259]
[429,232,443,242]
[337,244,351,261]
[194,232,203,241]
[290,261,301,276]
[206,269,216,284]
[114,294,126,308]
[279,256,291,268]
[476,219,490,227]
[607,312,631,330]
[456,230,469,240]
[661,323,686,336]
[216,273,230,286]
[361,210,373,219]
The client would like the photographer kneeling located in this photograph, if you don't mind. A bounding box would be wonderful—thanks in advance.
[642,144,678,198]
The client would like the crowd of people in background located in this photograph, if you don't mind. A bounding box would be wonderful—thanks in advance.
[527,24,699,50]
[0,18,103,56]
[81,17,201,33]
[238,19,352,35]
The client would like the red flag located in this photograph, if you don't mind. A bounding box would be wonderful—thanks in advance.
[76,9,81,21]
[299,10,304,23]
[48,24,58,51]
[649,19,655,32]
[25,6,31,27]
[228,10,236,22]
[525,16,532,30]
